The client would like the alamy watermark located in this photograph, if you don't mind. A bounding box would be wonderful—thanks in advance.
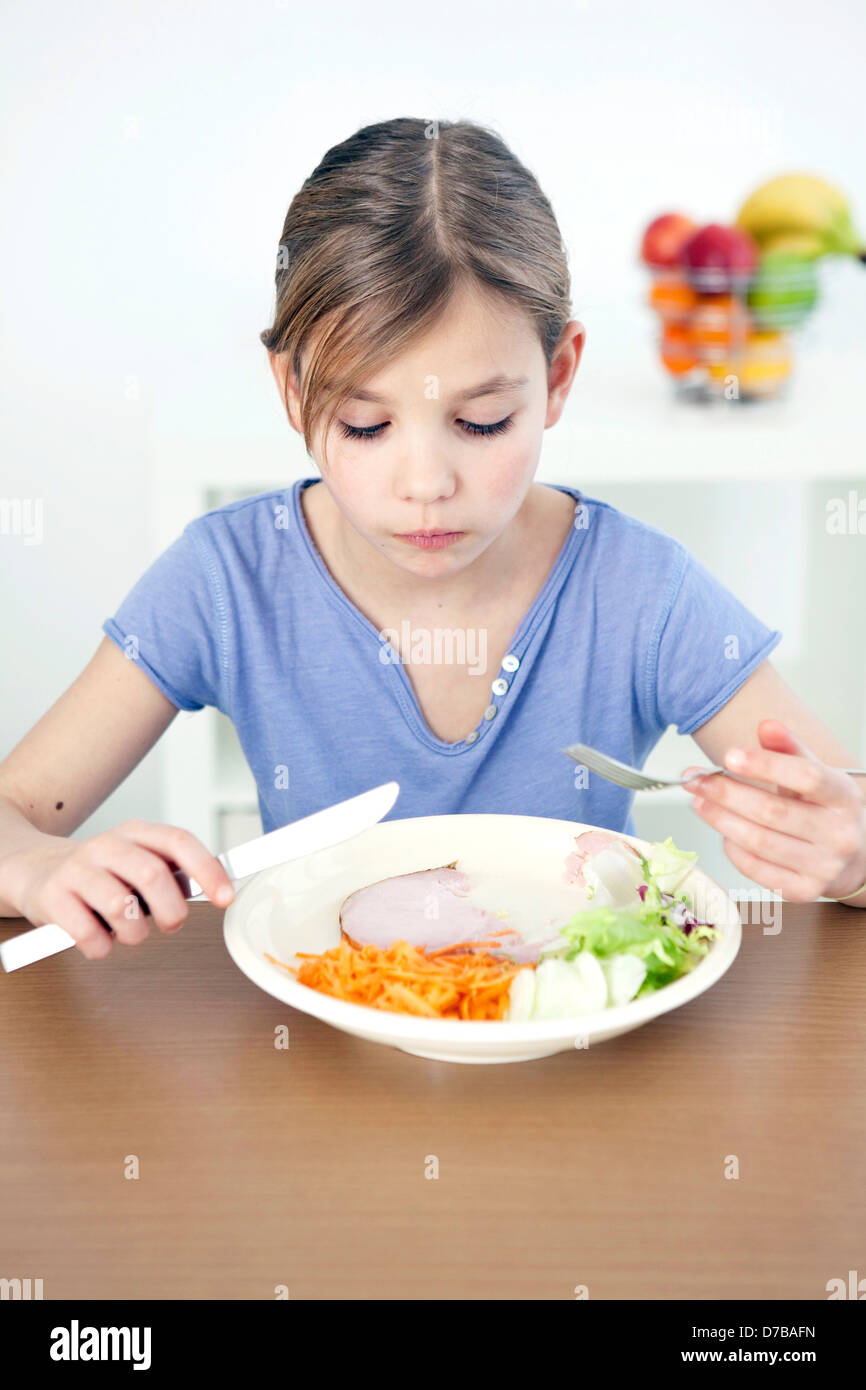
[0,498,43,545]
[825,489,866,535]
[378,623,488,676]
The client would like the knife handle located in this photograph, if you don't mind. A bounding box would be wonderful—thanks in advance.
[0,868,209,970]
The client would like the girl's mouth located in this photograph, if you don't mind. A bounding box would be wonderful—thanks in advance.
[395,532,465,550]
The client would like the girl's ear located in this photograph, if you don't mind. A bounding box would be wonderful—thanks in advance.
[545,319,586,428]
[268,350,303,434]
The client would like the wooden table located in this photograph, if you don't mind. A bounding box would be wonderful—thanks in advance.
[1,901,863,1301]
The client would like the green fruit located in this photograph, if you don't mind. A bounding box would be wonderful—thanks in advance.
[747,251,819,329]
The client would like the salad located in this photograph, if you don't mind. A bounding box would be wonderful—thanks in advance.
[264,834,719,1022]
[506,838,718,1021]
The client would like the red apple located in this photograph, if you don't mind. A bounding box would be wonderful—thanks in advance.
[680,223,759,293]
[640,213,697,268]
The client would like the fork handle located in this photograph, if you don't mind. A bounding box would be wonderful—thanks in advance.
[698,766,866,785]
[716,766,866,777]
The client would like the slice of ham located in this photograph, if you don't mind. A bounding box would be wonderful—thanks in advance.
[339,863,563,964]
[563,830,642,889]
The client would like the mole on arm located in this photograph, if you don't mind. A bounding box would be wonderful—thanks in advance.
[55,801,64,810]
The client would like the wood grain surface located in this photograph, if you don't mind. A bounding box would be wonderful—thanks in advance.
[0,901,863,1300]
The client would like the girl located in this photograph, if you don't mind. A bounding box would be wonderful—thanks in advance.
[1,116,864,959]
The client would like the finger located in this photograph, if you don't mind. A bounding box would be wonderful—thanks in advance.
[720,745,856,808]
[689,791,844,882]
[39,888,114,960]
[719,835,826,904]
[64,863,153,944]
[685,766,843,847]
[116,822,235,907]
[752,719,811,802]
[89,839,190,934]
[681,765,709,787]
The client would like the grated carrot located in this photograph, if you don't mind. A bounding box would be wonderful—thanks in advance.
[264,936,530,1021]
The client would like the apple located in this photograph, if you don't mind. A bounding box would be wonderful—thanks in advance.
[680,223,759,293]
[640,213,697,268]
[746,250,819,329]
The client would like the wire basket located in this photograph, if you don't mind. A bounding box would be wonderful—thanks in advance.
[645,258,820,402]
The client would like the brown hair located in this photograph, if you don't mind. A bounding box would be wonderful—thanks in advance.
[259,116,573,472]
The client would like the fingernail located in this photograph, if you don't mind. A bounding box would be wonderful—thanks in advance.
[692,796,705,810]
[726,748,746,769]
[216,885,235,906]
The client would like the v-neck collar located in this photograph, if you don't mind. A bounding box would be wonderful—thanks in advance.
[289,477,586,755]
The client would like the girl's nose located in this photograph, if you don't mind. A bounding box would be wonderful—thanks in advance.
[396,472,458,507]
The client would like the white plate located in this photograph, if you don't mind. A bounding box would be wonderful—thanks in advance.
[222,814,741,1065]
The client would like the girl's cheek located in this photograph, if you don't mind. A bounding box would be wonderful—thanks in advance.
[484,448,535,507]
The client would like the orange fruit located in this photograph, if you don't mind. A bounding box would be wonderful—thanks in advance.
[648,274,697,322]
[690,295,751,360]
[660,323,698,375]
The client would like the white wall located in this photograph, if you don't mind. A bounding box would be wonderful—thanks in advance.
[1,0,865,843]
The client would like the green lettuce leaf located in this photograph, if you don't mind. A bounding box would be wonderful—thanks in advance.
[539,835,718,997]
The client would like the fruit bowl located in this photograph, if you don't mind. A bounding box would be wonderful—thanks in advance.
[639,177,864,405]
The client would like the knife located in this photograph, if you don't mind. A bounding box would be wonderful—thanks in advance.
[0,780,400,972]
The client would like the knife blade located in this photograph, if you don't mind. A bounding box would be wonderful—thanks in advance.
[0,780,400,972]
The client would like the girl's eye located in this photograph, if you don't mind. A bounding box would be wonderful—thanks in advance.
[338,421,387,441]
[337,416,514,443]
[458,415,514,438]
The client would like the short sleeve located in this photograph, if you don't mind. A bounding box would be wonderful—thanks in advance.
[651,544,783,735]
[102,523,225,712]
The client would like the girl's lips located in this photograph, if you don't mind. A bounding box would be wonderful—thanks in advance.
[396,532,464,550]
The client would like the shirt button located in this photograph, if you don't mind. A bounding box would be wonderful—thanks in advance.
[483,704,497,721]
[465,729,480,743]
[501,653,519,672]
[491,677,508,696]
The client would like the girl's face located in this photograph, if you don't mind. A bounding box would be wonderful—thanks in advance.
[272,280,584,578]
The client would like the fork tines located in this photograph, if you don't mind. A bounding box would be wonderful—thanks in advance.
[561,742,661,790]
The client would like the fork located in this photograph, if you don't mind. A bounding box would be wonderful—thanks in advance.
[562,742,866,792]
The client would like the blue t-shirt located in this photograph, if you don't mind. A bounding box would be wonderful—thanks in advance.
[102,478,782,838]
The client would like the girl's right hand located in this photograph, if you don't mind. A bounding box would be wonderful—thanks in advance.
[9,821,236,959]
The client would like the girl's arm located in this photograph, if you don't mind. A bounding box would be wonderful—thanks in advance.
[0,636,178,845]
[0,637,234,949]
[681,658,866,907]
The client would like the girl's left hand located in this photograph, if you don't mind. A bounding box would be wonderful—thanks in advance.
[681,719,866,902]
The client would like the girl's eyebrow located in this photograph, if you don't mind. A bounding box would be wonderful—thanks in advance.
[346,373,531,405]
